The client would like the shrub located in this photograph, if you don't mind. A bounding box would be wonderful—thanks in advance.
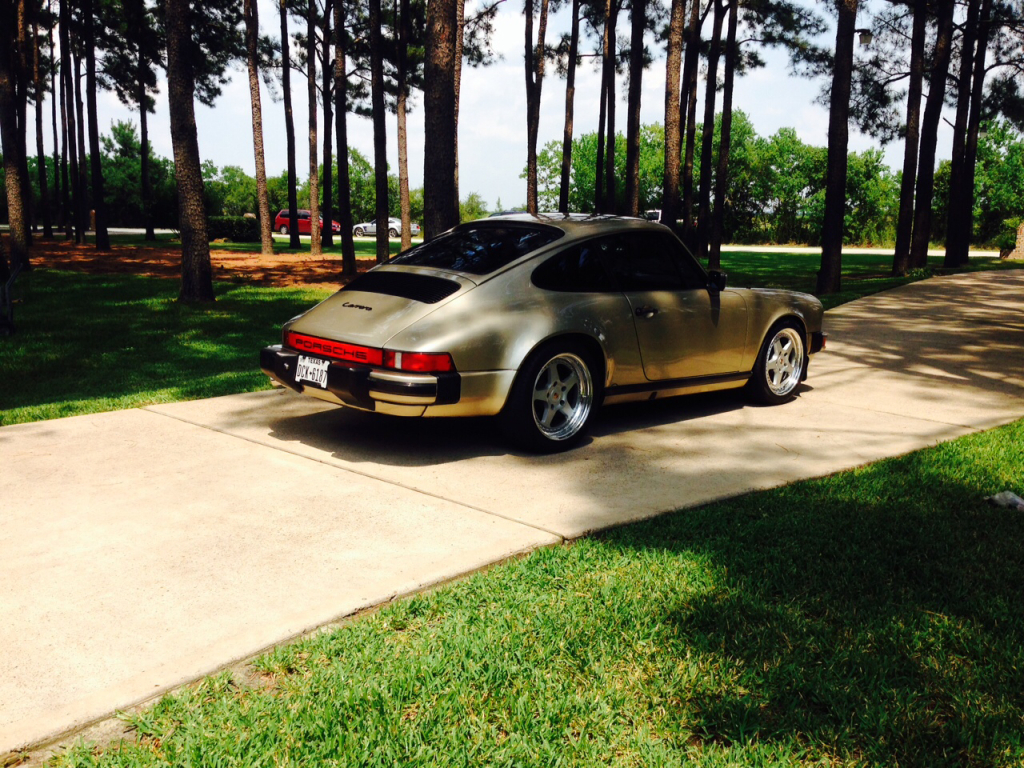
[208,216,260,243]
[993,217,1022,257]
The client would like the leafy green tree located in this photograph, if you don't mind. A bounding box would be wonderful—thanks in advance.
[973,119,1024,244]
[459,191,488,222]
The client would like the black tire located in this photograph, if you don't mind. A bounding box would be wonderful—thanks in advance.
[279,225,288,235]
[388,228,399,238]
[354,227,365,237]
[500,340,601,453]
[748,321,806,405]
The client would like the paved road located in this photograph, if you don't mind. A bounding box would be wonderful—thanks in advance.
[2,270,1023,755]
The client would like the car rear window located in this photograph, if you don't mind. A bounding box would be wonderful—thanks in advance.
[389,224,563,275]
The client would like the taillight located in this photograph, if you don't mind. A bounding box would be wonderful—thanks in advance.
[382,350,455,373]
[284,331,383,366]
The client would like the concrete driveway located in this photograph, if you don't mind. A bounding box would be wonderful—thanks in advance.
[2,270,1023,755]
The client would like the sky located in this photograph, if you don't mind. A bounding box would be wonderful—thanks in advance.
[44,0,956,212]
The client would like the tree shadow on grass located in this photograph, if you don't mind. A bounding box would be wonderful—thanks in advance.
[603,437,1024,766]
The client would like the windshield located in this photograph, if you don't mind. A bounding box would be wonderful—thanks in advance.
[389,223,563,275]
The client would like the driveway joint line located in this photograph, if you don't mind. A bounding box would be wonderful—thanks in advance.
[139,406,568,543]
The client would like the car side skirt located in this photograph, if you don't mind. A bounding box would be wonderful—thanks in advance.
[603,371,751,405]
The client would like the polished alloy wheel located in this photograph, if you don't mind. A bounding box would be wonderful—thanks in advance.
[531,353,593,441]
[764,327,804,396]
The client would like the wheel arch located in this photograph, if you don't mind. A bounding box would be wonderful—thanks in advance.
[499,331,608,412]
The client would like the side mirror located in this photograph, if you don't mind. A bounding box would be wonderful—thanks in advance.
[708,270,728,291]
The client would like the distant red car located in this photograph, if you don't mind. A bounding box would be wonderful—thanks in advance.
[274,209,342,235]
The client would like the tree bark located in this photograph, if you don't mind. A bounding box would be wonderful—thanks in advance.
[83,0,110,250]
[660,0,685,228]
[397,0,413,247]
[58,2,71,238]
[679,0,701,246]
[307,0,322,258]
[708,0,737,270]
[15,0,32,242]
[595,53,607,211]
[166,0,215,302]
[280,0,300,248]
[51,19,62,235]
[908,0,955,269]
[603,1,617,214]
[33,12,52,238]
[333,0,357,273]
[59,0,83,243]
[624,0,646,217]
[943,0,981,268]
[956,0,992,266]
[423,0,459,240]
[368,0,388,261]
[320,0,334,249]
[453,0,464,220]
[73,49,87,240]
[244,0,274,256]
[695,0,724,262]
[0,0,30,269]
[816,0,858,295]
[557,0,580,213]
[891,0,925,276]
[524,0,550,214]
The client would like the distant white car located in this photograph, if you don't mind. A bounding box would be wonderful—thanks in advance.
[353,217,420,238]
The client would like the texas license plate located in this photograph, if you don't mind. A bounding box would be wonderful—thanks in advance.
[295,355,329,389]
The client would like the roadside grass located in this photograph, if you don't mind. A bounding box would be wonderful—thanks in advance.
[0,271,330,426]
[2,250,1021,427]
[93,232,410,257]
[50,417,1024,767]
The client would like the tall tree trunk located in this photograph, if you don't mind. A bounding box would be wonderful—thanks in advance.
[33,13,53,238]
[624,0,646,217]
[280,0,300,248]
[524,0,550,214]
[333,0,356,273]
[558,0,580,214]
[708,0,737,270]
[660,0,685,228]
[453,0,464,220]
[423,0,459,239]
[943,0,980,268]
[368,0,388,261]
[320,1,334,249]
[603,1,617,214]
[956,0,992,266]
[908,0,955,269]
[73,49,87,239]
[0,0,30,269]
[595,58,607,211]
[891,0,925,276]
[816,0,858,295]
[695,0,724,262]
[397,0,412,247]
[51,18,62,235]
[59,0,83,243]
[137,34,155,240]
[58,3,71,238]
[166,0,214,303]
[244,0,273,255]
[83,0,110,250]
[306,0,322,258]
[15,0,32,241]
[680,0,701,246]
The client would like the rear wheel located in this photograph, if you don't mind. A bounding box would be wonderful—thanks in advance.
[389,228,399,238]
[354,227,365,237]
[279,225,288,235]
[748,322,805,405]
[500,341,600,452]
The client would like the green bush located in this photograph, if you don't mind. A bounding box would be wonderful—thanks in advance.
[208,216,260,242]
[994,217,1022,256]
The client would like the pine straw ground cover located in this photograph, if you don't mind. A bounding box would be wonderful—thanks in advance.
[49,418,1024,767]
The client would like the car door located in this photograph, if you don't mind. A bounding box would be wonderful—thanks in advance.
[608,232,747,381]
[298,211,311,234]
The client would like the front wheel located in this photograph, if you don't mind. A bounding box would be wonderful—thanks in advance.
[279,225,288,235]
[388,228,399,238]
[500,342,599,453]
[354,227,365,237]
[748,322,805,405]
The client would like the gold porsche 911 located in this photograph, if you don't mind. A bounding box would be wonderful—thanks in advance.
[260,214,825,451]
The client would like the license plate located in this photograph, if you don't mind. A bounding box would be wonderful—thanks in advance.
[295,355,329,389]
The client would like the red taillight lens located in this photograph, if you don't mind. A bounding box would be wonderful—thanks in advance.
[382,350,455,373]
[284,331,383,366]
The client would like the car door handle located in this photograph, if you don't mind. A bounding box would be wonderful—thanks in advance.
[635,305,658,319]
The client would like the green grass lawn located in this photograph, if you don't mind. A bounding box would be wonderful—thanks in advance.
[100,231,411,257]
[49,418,1024,767]
[2,249,1021,426]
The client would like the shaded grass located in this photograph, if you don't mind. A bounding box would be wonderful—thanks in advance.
[0,271,330,425]
[51,418,1024,767]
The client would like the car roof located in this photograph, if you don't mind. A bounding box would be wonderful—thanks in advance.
[466,212,673,241]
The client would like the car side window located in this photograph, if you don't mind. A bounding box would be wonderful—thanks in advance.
[604,233,686,292]
[532,240,617,292]
[652,233,708,289]
[299,211,310,220]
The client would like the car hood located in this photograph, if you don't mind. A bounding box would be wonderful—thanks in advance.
[285,266,479,349]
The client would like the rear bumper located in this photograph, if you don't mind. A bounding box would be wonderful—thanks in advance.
[260,345,461,410]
